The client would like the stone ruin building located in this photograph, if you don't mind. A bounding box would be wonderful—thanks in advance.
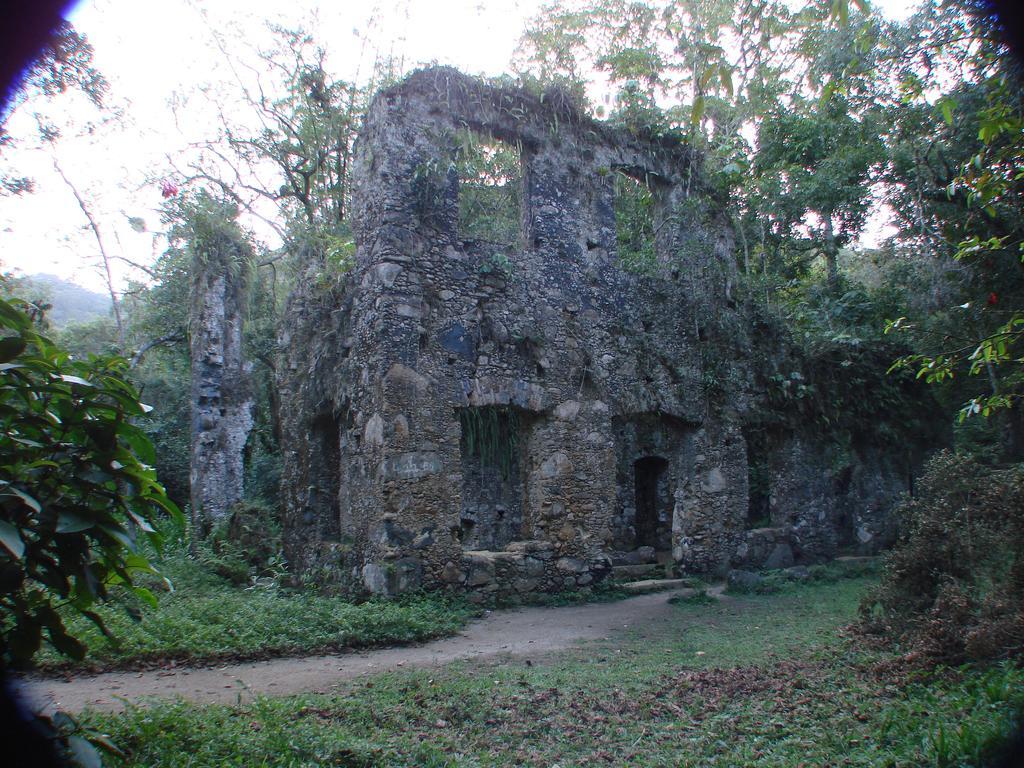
[278,67,930,597]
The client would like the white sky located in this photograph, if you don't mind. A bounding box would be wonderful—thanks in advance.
[0,0,917,294]
[0,0,545,292]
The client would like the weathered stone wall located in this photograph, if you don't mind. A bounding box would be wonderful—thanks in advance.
[277,67,929,596]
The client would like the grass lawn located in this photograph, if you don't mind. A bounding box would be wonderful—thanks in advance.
[35,553,481,671]
[89,577,1024,767]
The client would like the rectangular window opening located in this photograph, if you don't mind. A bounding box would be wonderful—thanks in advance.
[745,431,771,530]
[456,128,523,247]
[613,169,658,273]
[457,405,523,550]
[311,412,341,541]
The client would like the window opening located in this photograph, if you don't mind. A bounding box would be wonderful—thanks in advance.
[457,406,523,549]
[311,413,341,541]
[745,432,771,529]
[613,169,657,273]
[456,128,522,246]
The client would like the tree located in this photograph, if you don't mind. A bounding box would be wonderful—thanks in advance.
[754,95,884,287]
[0,295,181,669]
[874,1,1024,454]
[169,24,381,258]
[1,21,108,197]
[514,0,882,286]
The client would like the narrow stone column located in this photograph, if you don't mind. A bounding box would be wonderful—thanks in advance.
[189,227,253,536]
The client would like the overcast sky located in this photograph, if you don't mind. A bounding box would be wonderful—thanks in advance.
[0,0,545,292]
[0,0,915,294]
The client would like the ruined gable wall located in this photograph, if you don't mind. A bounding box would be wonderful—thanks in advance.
[278,68,751,592]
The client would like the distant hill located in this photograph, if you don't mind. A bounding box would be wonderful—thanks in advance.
[22,274,111,328]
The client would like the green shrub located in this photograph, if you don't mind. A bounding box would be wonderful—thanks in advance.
[859,450,1024,663]
[38,551,480,670]
[194,501,284,586]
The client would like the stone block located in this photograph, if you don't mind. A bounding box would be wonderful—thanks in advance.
[524,557,546,577]
[381,451,442,480]
[555,557,587,573]
[763,542,795,570]
[467,567,494,587]
[784,565,810,581]
[514,578,540,592]
[727,569,763,592]
[540,452,572,478]
[441,561,464,583]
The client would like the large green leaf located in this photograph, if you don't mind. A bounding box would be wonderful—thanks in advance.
[57,511,95,534]
[0,520,25,559]
[0,296,175,667]
[0,300,30,327]
[691,95,705,125]
[9,486,41,513]
[0,336,26,363]
[68,736,104,768]
[8,616,42,661]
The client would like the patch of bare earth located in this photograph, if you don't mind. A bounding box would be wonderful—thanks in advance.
[19,586,707,713]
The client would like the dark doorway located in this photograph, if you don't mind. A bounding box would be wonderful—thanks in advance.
[310,412,341,541]
[634,456,669,549]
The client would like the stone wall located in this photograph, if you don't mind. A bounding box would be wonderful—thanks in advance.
[277,67,931,597]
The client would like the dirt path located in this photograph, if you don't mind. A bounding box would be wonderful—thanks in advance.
[18,586,711,714]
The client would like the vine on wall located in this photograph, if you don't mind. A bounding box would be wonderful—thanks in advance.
[459,406,520,480]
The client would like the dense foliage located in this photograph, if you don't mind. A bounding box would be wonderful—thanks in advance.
[1,4,1023,766]
[861,451,1024,663]
[4,0,1023,697]
[0,296,181,668]
[33,531,478,671]
[455,128,523,246]
[515,0,1024,457]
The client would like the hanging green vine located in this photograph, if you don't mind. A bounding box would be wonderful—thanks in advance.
[459,406,520,480]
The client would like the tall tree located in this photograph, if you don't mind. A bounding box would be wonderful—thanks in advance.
[515,0,882,287]
[880,1,1024,453]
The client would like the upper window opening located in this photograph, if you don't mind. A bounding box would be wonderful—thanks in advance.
[613,169,657,273]
[456,128,522,246]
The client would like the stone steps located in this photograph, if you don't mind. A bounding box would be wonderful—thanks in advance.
[610,563,666,581]
[608,546,658,567]
[619,578,692,594]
